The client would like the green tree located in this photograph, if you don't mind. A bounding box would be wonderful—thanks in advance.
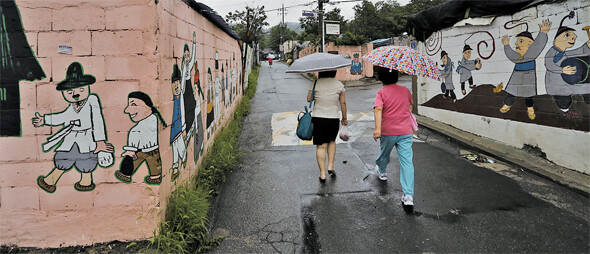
[297,8,350,45]
[226,6,269,46]
[263,24,298,52]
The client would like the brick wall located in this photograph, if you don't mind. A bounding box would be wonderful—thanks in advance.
[0,0,246,248]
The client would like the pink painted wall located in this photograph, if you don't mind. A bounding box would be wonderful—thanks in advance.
[0,0,245,248]
[298,42,374,81]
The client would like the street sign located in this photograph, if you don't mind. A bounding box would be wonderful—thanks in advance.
[279,45,284,52]
[302,11,314,17]
[325,23,340,35]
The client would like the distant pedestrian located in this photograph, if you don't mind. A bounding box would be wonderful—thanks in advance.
[372,67,416,207]
[268,57,273,67]
[307,70,348,182]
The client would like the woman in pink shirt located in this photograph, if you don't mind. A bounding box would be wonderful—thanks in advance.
[373,67,415,207]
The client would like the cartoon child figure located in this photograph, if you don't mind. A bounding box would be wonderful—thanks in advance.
[206,68,215,138]
[33,62,114,193]
[499,19,552,120]
[439,50,456,102]
[544,11,590,113]
[115,92,167,185]
[350,53,362,75]
[170,64,187,181]
[457,44,482,95]
[192,61,205,162]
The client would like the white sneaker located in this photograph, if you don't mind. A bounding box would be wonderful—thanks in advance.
[375,165,387,181]
[402,195,414,206]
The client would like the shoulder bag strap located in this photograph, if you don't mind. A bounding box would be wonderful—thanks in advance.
[309,80,317,109]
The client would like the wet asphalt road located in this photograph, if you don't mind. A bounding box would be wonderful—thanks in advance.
[209,62,590,253]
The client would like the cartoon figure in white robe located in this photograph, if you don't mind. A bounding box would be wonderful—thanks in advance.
[33,62,114,193]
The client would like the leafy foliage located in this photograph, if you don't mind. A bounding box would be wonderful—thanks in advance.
[261,24,298,53]
[297,0,448,45]
[226,6,269,45]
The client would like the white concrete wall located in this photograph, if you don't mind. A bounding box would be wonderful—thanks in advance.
[416,0,590,174]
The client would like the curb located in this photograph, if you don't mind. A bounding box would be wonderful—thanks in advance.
[416,115,590,196]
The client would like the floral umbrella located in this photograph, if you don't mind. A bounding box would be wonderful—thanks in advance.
[362,46,441,80]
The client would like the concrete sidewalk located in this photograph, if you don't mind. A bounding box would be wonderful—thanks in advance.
[209,62,589,253]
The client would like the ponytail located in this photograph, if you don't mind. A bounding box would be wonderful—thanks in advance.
[152,107,168,128]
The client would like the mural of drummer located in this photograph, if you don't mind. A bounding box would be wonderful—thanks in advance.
[33,62,114,193]
[457,44,482,95]
[499,19,552,120]
[544,11,590,114]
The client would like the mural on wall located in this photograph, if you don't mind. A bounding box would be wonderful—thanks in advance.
[215,72,221,127]
[351,53,363,75]
[192,59,205,163]
[182,33,197,157]
[496,19,552,120]
[438,50,456,102]
[457,43,483,95]
[1,0,46,137]
[544,11,590,114]
[169,64,186,181]
[423,9,590,132]
[206,67,215,138]
[115,92,167,185]
[33,62,114,193]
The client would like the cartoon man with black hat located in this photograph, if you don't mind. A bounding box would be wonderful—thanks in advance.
[457,44,482,95]
[32,62,114,193]
[439,50,456,102]
[544,11,590,113]
[498,19,552,120]
[170,64,186,181]
[115,91,167,185]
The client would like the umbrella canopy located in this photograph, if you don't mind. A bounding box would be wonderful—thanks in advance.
[286,53,351,73]
[362,46,441,80]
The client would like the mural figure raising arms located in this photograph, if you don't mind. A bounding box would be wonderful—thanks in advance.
[498,19,552,120]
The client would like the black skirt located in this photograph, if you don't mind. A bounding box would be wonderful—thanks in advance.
[311,117,340,145]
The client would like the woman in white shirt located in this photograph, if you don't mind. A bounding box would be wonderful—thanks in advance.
[307,71,348,182]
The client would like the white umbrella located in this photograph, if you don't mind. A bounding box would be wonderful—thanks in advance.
[286,53,351,73]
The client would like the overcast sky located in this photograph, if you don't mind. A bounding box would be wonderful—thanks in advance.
[199,0,411,27]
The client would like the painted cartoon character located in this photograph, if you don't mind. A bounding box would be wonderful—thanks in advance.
[206,68,215,138]
[439,50,456,102]
[215,75,222,127]
[115,92,167,185]
[350,53,362,75]
[225,61,230,106]
[33,62,114,193]
[192,61,205,163]
[170,64,186,181]
[497,19,552,120]
[182,32,197,147]
[221,63,226,107]
[544,11,590,113]
[457,44,482,95]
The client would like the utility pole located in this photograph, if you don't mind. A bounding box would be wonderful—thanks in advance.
[280,4,285,59]
[318,0,324,52]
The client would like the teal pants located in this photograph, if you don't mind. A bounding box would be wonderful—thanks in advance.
[376,134,414,196]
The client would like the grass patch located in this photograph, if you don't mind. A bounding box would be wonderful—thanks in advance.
[148,65,260,253]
